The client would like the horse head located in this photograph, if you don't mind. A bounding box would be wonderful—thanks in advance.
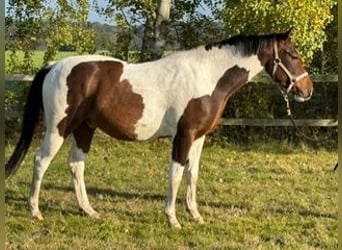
[261,29,313,102]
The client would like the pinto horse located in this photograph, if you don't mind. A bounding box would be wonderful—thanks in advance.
[5,30,313,228]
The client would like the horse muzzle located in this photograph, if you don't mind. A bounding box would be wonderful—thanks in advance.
[293,86,313,102]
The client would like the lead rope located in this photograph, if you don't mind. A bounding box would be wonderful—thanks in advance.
[282,93,333,143]
[282,93,338,171]
[334,162,338,171]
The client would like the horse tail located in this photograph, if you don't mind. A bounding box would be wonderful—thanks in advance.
[5,63,54,179]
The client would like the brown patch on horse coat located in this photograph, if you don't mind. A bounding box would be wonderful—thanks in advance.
[57,61,144,152]
[172,65,249,165]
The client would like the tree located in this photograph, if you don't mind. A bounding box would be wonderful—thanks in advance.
[5,0,96,73]
[90,22,118,52]
[311,3,337,74]
[140,0,171,61]
[98,0,172,61]
[217,0,337,65]
[6,0,45,73]
[99,0,218,62]
[42,0,96,62]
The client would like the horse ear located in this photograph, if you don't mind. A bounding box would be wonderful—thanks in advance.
[285,27,293,38]
[279,27,293,41]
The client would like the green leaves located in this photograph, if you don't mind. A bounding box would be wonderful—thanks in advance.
[6,0,96,73]
[218,0,337,65]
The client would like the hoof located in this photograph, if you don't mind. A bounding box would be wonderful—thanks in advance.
[166,214,182,229]
[31,212,44,221]
[194,216,204,224]
[169,221,182,229]
[89,212,100,219]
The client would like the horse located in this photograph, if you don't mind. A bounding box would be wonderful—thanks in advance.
[5,30,313,228]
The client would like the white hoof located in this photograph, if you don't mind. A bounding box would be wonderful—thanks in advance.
[89,211,100,219]
[193,216,204,224]
[165,212,182,229]
[31,211,44,220]
[169,220,182,229]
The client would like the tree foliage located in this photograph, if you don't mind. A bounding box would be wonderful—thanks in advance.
[311,3,337,74]
[6,0,96,73]
[217,0,337,65]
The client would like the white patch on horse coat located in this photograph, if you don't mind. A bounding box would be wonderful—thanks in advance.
[121,46,263,140]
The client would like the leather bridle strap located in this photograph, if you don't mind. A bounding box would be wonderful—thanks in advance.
[272,41,308,94]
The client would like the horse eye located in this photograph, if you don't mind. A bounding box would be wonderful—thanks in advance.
[291,53,299,59]
[284,49,299,59]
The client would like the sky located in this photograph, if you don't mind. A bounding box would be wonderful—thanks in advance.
[5,0,114,25]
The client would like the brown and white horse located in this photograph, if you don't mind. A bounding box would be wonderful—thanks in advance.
[6,30,313,228]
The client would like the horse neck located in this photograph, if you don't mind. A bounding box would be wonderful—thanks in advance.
[194,46,264,82]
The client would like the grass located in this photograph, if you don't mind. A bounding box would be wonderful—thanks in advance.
[5,131,338,249]
[5,51,80,72]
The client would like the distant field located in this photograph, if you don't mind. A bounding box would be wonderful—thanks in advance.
[5,50,164,72]
[5,51,80,72]
[5,133,338,249]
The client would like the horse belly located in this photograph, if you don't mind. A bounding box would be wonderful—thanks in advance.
[94,116,140,141]
[89,103,143,141]
[133,99,170,141]
[93,109,167,141]
[89,91,167,141]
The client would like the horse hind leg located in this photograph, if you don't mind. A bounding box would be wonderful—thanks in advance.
[68,123,99,218]
[29,131,64,220]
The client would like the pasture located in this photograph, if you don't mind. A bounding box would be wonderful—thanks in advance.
[5,51,79,72]
[5,131,337,249]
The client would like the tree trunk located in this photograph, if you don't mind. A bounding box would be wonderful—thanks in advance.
[140,0,171,62]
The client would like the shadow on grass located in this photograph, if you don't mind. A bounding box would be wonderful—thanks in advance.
[298,209,337,219]
[5,196,82,218]
[6,181,337,220]
[28,181,254,211]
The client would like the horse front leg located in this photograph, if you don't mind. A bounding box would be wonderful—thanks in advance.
[165,131,193,228]
[185,136,205,224]
[165,160,185,228]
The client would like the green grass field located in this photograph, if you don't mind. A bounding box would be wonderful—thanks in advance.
[5,132,337,249]
[5,51,80,72]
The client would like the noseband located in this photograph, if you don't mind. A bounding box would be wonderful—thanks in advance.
[272,41,308,95]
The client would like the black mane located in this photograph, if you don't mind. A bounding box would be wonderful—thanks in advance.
[205,32,288,56]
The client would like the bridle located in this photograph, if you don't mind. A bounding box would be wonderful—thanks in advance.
[271,40,308,116]
[272,41,308,95]
[271,40,335,146]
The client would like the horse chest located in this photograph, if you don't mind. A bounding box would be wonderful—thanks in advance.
[176,95,226,138]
